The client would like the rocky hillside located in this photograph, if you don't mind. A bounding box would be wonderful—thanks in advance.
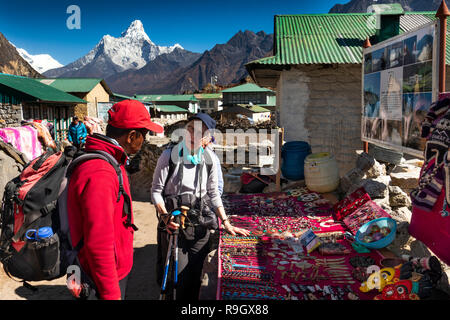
[330,0,441,13]
[106,47,202,95]
[0,32,41,77]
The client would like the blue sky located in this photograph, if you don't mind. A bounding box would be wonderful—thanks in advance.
[0,0,343,65]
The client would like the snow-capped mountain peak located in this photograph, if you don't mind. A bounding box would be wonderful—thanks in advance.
[44,20,184,77]
[13,46,63,74]
[121,20,150,42]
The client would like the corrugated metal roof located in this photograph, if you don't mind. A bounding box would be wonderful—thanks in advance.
[221,83,275,93]
[36,78,112,95]
[155,105,188,112]
[135,94,198,102]
[0,73,87,104]
[247,12,443,66]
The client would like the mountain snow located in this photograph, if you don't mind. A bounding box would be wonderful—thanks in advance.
[10,45,63,74]
[45,20,183,75]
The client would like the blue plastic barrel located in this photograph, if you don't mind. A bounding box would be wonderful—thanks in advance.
[281,141,311,181]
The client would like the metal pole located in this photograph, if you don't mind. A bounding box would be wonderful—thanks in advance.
[363,37,372,154]
[436,1,450,93]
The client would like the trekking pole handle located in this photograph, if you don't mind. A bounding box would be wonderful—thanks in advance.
[171,210,182,235]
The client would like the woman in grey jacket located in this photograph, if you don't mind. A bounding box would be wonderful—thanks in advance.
[151,113,249,300]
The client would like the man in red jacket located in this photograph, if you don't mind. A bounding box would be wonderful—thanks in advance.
[67,100,163,300]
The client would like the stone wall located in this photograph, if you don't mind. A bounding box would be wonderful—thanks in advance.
[0,103,22,128]
[277,64,362,175]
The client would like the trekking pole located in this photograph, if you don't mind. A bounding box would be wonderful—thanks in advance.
[159,231,173,300]
[171,211,181,300]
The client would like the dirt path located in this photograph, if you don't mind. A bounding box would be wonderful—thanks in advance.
[0,201,160,300]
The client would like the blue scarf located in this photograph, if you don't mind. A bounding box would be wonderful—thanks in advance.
[179,142,204,165]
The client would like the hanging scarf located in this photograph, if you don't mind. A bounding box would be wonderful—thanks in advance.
[411,98,450,213]
[179,142,204,165]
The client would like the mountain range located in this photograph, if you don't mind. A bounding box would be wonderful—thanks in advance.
[329,0,442,13]
[106,29,273,95]
[41,20,273,94]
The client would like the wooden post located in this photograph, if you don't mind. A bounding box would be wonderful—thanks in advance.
[276,128,284,192]
[436,1,450,93]
[363,37,372,154]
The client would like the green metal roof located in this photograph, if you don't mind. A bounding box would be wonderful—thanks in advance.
[37,78,113,95]
[221,83,275,93]
[112,92,134,100]
[0,73,87,104]
[247,12,443,66]
[135,94,198,102]
[154,105,188,113]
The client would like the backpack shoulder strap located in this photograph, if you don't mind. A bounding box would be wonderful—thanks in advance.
[66,151,137,231]
[162,147,176,197]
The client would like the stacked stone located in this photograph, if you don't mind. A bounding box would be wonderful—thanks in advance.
[0,103,22,128]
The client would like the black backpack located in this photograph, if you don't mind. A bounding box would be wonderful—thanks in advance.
[0,145,135,297]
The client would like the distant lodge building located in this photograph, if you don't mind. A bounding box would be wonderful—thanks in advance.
[135,94,199,114]
[150,105,188,121]
[246,4,450,174]
[194,93,223,113]
[221,83,276,111]
[0,73,86,140]
[218,83,276,123]
[36,78,113,120]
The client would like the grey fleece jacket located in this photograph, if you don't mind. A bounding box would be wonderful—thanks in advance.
[151,146,224,211]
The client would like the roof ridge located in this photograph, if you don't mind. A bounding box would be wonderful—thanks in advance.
[274,11,436,17]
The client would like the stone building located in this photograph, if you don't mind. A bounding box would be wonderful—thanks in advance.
[246,8,447,174]
[0,73,86,140]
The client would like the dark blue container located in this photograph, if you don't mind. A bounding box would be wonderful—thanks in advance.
[281,141,311,181]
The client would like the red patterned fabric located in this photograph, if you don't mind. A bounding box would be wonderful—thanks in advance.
[342,201,391,235]
[333,187,371,221]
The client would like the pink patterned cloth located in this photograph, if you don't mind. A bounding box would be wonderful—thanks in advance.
[0,126,43,161]
[83,116,104,135]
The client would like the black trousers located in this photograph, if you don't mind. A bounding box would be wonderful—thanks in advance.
[87,274,128,300]
[157,226,211,300]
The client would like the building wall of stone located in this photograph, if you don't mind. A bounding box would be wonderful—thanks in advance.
[0,103,22,128]
[277,64,362,175]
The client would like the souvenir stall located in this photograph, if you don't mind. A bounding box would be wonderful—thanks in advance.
[217,187,443,301]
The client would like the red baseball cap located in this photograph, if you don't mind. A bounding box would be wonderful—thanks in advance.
[108,99,164,133]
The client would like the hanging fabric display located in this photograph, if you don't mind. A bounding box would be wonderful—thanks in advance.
[410,97,450,265]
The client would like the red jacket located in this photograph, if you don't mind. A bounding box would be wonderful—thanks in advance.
[67,135,134,300]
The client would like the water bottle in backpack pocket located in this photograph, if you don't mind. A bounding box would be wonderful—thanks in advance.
[5,226,61,281]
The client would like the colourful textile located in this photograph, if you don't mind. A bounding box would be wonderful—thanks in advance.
[342,200,391,235]
[333,187,371,221]
[410,179,450,265]
[83,116,104,135]
[0,126,43,161]
[218,190,384,301]
[223,188,333,217]
[31,121,57,150]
